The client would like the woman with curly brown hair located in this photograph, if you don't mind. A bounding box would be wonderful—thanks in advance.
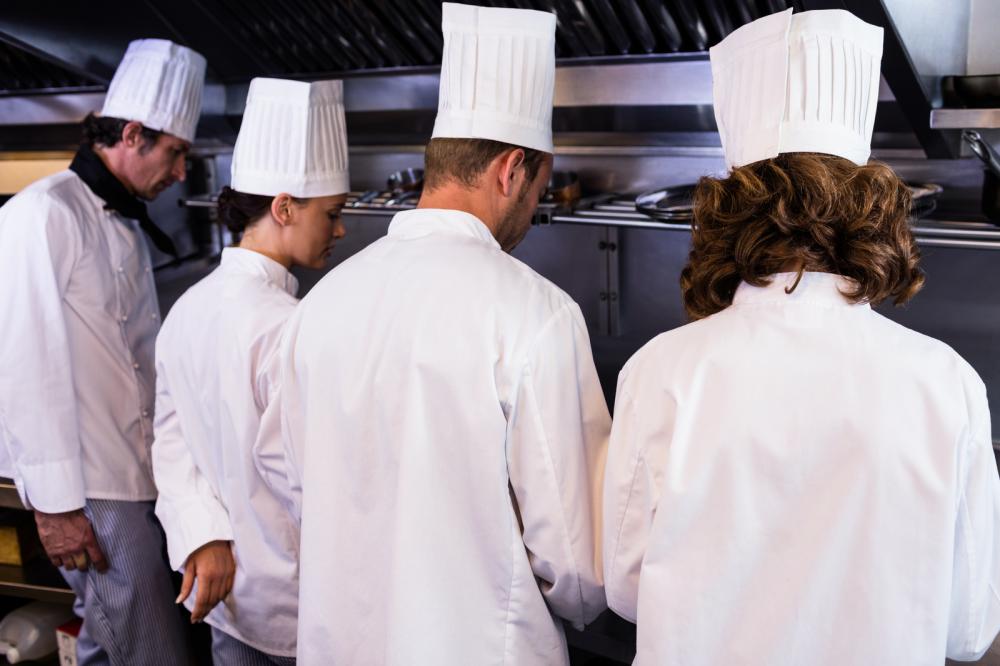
[602,9,1000,666]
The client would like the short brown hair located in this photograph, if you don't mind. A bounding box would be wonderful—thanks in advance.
[680,153,924,320]
[423,137,547,191]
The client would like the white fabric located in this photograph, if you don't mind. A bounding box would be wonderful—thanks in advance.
[100,39,206,143]
[260,208,609,665]
[231,78,350,198]
[0,171,160,513]
[603,272,1000,665]
[431,2,556,153]
[710,9,883,168]
[152,247,300,657]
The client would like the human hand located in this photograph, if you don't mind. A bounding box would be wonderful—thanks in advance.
[34,509,108,573]
[177,540,235,622]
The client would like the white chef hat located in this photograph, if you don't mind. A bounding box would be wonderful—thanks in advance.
[710,8,884,169]
[100,39,206,143]
[431,2,556,154]
[230,78,349,198]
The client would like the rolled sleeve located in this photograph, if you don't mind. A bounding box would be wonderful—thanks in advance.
[152,351,233,570]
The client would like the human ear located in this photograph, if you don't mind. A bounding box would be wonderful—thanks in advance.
[270,193,294,227]
[121,121,144,149]
[499,149,526,198]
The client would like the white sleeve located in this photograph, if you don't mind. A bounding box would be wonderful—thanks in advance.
[151,344,233,571]
[507,302,610,630]
[602,369,666,624]
[251,326,302,523]
[947,379,1000,661]
[0,192,86,513]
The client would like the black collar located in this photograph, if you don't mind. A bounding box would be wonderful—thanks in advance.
[69,144,178,257]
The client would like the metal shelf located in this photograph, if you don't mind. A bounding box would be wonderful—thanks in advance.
[930,108,1000,129]
[0,478,75,603]
[544,196,1000,251]
[0,478,23,510]
[180,192,1000,250]
[0,562,74,604]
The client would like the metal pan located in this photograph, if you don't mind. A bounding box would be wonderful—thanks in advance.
[943,74,1000,108]
[907,182,943,219]
[635,182,943,222]
[544,171,582,206]
[387,168,424,193]
[635,184,696,221]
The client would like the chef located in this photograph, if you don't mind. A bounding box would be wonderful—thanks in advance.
[152,77,349,665]
[260,3,609,664]
[602,8,1000,665]
[0,39,204,664]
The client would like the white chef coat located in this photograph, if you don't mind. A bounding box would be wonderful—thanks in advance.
[0,170,160,513]
[263,208,610,666]
[604,271,1000,665]
[152,247,300,657]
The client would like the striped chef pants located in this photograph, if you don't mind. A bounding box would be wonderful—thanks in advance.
[212,628,296,666]
[60,499,194,666]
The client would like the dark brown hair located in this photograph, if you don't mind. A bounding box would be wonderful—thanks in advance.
[81,112,162,151]
[216,186,308,235]
[423,137,547,191]
[680,152,924,320]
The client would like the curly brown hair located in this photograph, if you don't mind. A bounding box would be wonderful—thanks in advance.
[680,153,925,320]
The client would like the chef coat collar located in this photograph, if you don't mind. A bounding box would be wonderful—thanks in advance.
[69,144,179,257]
[387,208,500,250]
[732,271,870,309]
[221,247,299,297]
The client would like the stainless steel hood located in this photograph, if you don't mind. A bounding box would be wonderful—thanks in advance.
[0,0,984,159]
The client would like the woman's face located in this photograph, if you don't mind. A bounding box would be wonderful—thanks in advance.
[286,194,348,269]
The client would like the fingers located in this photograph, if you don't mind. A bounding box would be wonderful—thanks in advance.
[222,570,235,599]
[176,565,195,605]
[86,541,109,573]
[189,573,231,623]
[50,555,64,569]
[190,575,213,623]
[62,552,79,572]
[72,552,89,570]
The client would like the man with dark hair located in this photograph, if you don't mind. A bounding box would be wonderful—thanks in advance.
[259,4,609,665]
[603,9,1000,665]
[0,39,205,665]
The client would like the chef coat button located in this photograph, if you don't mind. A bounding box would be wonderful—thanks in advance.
[120,315,128,322]
[133,362,140,370]
[117,266,124,273]
[145,267,151,273]
[151,313,158,320]
[141,409,149,418]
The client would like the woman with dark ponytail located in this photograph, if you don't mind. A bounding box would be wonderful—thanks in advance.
[150,78,350,665]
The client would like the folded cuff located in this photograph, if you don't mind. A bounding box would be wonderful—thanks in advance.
[155,498,234,570]
[16,457,86,513]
